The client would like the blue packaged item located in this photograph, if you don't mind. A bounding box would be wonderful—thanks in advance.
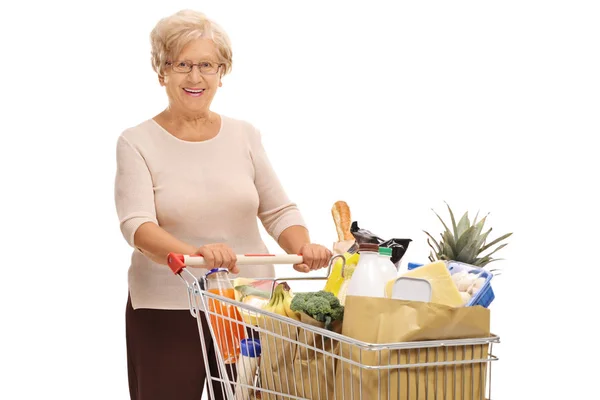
[407,262,424,270]
[445,261,495,308]
[406,261,495,308]
[240,338,261,357]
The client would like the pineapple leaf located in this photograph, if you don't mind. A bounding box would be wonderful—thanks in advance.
[455,225,476,255]
[479,243,509,260]
[456,212,471,238]
[424,231,442,254]
[473,214,489,237]
[474,257,504,267]
[428,251,435,263]
[433,208,453,239]
[473,257,489,267]
[473,210,480,226]
[442,230,456,255]
[444,202,459,238]
[441,236,455,260]
[456,245,479,264]
[478,232,513,254]
[471,215,489,248]
[456,228,481,263]
[474,227,492,254]
[429,205,512,267]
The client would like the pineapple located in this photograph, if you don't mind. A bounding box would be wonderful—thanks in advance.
[424,202,512,267]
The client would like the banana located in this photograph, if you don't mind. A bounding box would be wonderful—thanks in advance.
[275,301,287,317]
[283,294,301,321]
[263,298,282,314]
[263,282,288,317]
[261,282,301,321]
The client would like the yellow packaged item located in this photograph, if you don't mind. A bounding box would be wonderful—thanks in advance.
[323,252,359,298]
[400,261,463,307]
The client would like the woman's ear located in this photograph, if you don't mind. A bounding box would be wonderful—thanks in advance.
[158,75,165,86]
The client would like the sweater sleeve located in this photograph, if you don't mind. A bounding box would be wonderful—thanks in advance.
[248,127,307,241]
[114,135,159,248]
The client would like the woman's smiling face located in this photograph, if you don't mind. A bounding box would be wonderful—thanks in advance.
[160,38,223,117]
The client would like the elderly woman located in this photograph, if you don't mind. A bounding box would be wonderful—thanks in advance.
[114,9,332,400]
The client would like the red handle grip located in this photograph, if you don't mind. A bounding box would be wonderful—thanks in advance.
[167,252,186,275]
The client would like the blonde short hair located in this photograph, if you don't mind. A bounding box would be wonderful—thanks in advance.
[150,10,233,77]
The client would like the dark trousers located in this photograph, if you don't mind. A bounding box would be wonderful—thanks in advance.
[126,295,236,400]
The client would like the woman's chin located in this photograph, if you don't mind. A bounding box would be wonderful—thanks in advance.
[176,103,210,116]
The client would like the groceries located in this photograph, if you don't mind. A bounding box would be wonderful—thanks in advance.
[205,268,247,364]
[233,280,273,326]
[399,261,464,307]
[234,338,262,400]
[184,201,507,400]
[453,270,486,304]
[400,260,496,307]
[335,257,358,305]
[227,201,503,339]
[234,283,271,300]
[349,221,382,244]
[324,201,499,309]
[350,221,412,269]
[380,238,413,270]
[385,276,433,302]
[323,252,359,298]
[447,261,495,307]
[237,295,270,326]
[424,202,513,267]
[345,243,398,299]
[394,260,497,307]
[262,282,300,321]
[378,247,396,273]
[331,200,358,255]
[233,281,301,327]
[290,290,345,330]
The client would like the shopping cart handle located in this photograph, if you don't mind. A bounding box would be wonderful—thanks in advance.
[167,252,304,275]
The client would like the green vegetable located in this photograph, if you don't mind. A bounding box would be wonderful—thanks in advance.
[290,290,344,330]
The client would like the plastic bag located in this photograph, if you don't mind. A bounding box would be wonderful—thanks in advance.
[350,221,384,244]
[381,238,412,268]
[351,221,412,268]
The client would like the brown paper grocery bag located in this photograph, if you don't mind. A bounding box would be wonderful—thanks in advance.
[258,314,341,400]
[257,316,298,400]
[291,313,341,400]
[335,296,491,400]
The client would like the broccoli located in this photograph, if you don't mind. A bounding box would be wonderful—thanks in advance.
[290,290,344,330]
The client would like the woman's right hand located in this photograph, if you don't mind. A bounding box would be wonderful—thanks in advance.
[194,243,239,274]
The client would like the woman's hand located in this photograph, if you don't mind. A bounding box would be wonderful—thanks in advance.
[294,243,333,273]
[194,243,239,274]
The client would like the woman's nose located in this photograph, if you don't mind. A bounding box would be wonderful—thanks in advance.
[187,65,204,83]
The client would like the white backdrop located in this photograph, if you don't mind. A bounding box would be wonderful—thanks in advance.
[1,1,598,399]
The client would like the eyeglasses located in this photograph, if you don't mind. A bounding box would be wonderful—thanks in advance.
[165,60,223,75]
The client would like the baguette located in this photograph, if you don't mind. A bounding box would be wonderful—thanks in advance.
[331,201,354,241]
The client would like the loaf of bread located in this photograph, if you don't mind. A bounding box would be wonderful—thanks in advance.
[331,201,354,241]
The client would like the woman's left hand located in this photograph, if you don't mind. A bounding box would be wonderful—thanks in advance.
[294,243,333,273]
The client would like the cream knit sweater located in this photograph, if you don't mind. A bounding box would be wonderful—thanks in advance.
[114,115,306,310]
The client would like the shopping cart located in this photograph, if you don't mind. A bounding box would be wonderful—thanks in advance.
[168,252,500,400]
